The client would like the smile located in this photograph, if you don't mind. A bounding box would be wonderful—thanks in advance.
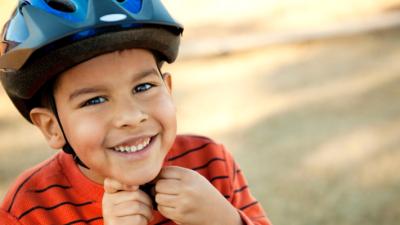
[113,137,151,153]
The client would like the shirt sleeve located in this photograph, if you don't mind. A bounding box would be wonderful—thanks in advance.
[0,209,22,225]
[221,144,273,225]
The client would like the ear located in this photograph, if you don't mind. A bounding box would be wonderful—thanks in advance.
[162,72,173,94]
[30,108,66,150]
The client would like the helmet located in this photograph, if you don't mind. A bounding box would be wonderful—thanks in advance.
[0,0,183,122]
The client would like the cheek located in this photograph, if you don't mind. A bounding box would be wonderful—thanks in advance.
[64,115,106,153]
[155,95,177,133]
[158,97,177,152]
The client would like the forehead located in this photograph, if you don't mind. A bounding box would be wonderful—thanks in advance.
[54,49,157,90]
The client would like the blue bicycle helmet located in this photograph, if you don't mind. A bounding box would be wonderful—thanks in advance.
[0,0,183,122]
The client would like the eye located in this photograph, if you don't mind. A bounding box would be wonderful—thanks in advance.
[134,83,155,93]
[82,96,107,107]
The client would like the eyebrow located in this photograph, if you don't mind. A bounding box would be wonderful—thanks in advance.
[132,68,160,82]
[68,86,105,102]
[68,68,160,101]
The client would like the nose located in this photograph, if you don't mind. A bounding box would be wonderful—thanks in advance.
[112,99,148,128]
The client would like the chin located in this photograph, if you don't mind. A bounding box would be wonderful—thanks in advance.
[120,166,161,186]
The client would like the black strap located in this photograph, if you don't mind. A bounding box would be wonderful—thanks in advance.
[49,94,89,169]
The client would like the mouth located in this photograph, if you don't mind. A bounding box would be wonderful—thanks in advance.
[112,135,156,153]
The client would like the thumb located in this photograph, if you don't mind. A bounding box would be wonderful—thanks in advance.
[103,178,138,193]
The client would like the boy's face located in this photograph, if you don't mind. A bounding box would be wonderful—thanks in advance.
[52,49,176,185]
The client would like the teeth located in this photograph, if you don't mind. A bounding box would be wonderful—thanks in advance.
[113,137,151,153]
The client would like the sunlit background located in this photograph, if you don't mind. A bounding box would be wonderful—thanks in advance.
[1,1,400,224]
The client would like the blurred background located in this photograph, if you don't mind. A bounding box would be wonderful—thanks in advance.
[1,0,400,224]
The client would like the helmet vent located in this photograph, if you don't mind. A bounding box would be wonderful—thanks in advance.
[116,0,126,2]
[45,0,76,13]
[19,1,32,14]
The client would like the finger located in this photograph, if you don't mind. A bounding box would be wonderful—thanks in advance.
[104,178,138,193]
[104,178,121,193]
[155,193,178,207]
[158,205,177,220]
[157,166,186,180]
[104,189,153,207]
[112,200,153,221]
[155,179,181,195]
[116,214,149,225]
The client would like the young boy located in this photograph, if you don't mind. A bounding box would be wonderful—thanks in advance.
[0,1,272,225]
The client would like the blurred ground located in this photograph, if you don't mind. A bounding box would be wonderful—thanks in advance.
[1,1,400,225]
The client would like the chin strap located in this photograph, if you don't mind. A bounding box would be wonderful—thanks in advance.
[49,94,89,169]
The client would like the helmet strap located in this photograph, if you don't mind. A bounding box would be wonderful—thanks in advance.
[48,94,89,169]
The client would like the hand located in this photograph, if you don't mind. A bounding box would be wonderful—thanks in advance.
[154,166,242,225]
[102,178,154,225]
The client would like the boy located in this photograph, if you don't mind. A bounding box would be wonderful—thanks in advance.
[0,1,272,225]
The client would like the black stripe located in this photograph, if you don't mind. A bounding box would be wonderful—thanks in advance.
[192,158,225,171]
[18,201,93,219]
[240,201,258,211]
[168,143,210,161]
[155,219,171,225]
[234,185,248,194]
[209,175,229,183]
[7,158,56,212]
[64,216,103,225]
[224,195,231,199]
[31,184,71,193]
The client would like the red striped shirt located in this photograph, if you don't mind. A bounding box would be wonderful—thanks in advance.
[0,135,272,225]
